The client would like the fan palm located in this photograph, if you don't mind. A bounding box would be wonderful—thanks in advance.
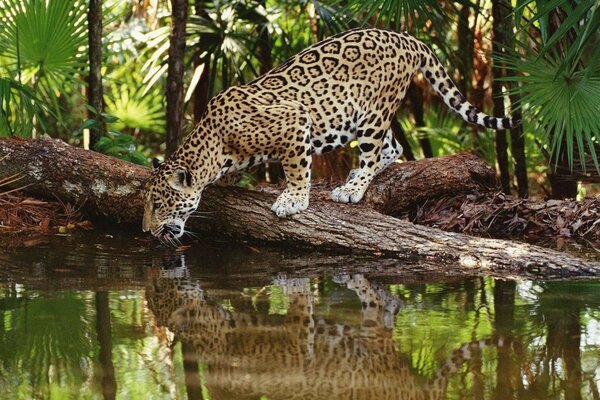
[505,0,600,173]
[104,70,166,135]
[0,0,88,132]
[337,0,446,31]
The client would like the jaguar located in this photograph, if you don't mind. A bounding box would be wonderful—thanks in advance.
[142,28,517,240]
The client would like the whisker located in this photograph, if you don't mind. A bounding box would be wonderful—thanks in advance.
[173,235,182,247]
[167,236,177,248]
[192,210,216,215]
[183,230,199,239]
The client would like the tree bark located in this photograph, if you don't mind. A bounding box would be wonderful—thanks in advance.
[87,0,106,148]
[192,0,210,122]
[492,0,528,198]
[509,105,528,197]
[1,136,600,279]
[547,7,578,199]
[407,83,433,158]
[457,3,473,96]
[390,116,415,161]
[491,0,511,195]
[166,0,189,157]
[256,1,273,77]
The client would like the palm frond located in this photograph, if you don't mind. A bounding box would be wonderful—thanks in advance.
[104,71,165,134]
[0,0,88,132]
[338,0,446,31]
[0,77,52,136]
[503,54,600,173]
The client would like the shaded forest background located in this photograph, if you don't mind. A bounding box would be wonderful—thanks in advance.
[0,0,599,200]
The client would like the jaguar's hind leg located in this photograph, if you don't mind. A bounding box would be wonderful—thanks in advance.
[270,105,313,217]
[379,128,403,172]
[344,129,403,182]
[331,124,388,203]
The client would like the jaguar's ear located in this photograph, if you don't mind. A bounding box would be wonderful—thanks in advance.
[167,168,193,191]
[152,158,162,169]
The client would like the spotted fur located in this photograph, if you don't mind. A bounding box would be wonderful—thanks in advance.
[143,28,518,240]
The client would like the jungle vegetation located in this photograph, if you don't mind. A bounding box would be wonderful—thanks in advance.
[0,0,599,199]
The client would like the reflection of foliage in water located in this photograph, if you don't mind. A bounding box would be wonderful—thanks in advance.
[0,288,191,399]
[107,292,188,399]
[392,279,495,377]
[1,274,599,399]
[0,289,96,399]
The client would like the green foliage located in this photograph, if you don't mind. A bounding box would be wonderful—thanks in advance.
[504,0,600,173]
[104,71,166,135]
[401,107,463,157]
[142,0,309,100]
[0,77,51,136]
[143,0,260,97]
[0,0,88,114]
[83,115,148,165]
[338,0,446,31]
[506,57,600,171]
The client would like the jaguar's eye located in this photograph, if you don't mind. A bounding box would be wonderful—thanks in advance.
[153,201,160,209]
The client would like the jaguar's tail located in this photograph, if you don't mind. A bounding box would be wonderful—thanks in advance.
[419,44,519,130]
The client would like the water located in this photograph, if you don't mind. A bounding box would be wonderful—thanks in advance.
[1,231,599,400]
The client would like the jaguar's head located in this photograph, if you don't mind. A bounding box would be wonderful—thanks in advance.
[142,158,202,243]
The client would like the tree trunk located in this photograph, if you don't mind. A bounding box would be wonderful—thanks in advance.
[256,2,273,77]
[87,0,106,148]
[509,105,528,197]
[166,0,189,158]
[457,3,473,96]
[547,7,578,199]
[1,136,600,279]
[407,83,433,158]
[492,0,528,198]
[390,116,415,161]
[192,0,211,122]
[491,0,512,195]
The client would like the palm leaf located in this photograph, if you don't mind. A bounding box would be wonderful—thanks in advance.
[503,55,600,173]
[338,0,446,31]
[0,0,88,132]
[0,77,52,137]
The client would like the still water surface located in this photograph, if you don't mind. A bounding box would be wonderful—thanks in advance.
[1,231,599,399]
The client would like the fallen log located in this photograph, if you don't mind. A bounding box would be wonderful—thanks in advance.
[1,135,600,279]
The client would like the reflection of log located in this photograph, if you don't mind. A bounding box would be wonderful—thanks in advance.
[1,136,600,278]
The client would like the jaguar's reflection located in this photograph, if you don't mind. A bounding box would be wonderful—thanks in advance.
[146,257,507,400]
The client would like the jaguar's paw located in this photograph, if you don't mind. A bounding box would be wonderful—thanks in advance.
[271,190,309,217]
[331,184,365,203]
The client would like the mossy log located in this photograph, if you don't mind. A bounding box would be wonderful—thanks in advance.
[1,135,600,279]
